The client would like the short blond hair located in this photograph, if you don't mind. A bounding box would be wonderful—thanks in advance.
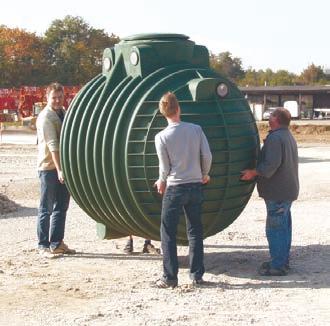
[46,82,64,96]
[159,92,179,117]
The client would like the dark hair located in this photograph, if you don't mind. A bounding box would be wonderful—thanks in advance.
[272,108,291,126]
[46,82,64,96]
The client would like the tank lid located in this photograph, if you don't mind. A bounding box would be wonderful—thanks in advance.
[122,33,189,41]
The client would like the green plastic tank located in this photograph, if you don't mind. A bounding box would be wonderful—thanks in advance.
[60,33,259,244]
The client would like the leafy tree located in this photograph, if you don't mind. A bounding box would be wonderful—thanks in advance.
[238,68,297,87]
[0,25,48,87]
[258,68,274,86]
[238,68,259,86]
[238,68,273,86]
[44,15,120,85]
[270,70,295,86]
[210,51,245,82]
[299,64,326,85]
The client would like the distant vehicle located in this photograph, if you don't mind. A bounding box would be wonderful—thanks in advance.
[263,107,280,120]
[283,100,299,119]
[263,102,299,120]
[0,109,19,123]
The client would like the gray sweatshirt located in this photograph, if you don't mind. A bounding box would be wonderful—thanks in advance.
[256,127,299,201]
[155,121,212,186]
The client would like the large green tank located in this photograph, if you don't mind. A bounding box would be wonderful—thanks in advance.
[60,33,259,244]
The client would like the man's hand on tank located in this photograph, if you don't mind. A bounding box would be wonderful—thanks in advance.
[57,170,65,184]
[202,175,210,184]
[154,179,166,195]
[240,169,257,181]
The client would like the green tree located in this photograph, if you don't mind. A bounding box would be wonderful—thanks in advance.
[299,64,326,85]
[210,51,245,82]
[258,68,274,86]
[0,25,48,87]
[44,15,120,85]
[238,68,274,86]
[239,68,297,87]
[238,68,259,86]
[270,70,295,86]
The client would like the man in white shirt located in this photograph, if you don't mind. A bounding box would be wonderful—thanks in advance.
[36,82,75,256]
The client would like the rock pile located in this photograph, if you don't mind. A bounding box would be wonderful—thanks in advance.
[0,193,20,215]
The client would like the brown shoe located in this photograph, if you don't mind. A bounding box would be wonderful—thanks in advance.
[123,239,134,254]
[142,243,161,255]
[152,278,178,288]
[51,241,76,255]
[258,262,287,276]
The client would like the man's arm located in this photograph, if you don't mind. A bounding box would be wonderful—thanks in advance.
[40,115,64,183]
[256,136,282,178]
[200,129,212,184]
[50,151,64,183]
[241,136,282,181]
[154,134,170,194]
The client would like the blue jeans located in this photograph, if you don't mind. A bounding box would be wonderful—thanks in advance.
[265,200,292,269]
[161,183,204,282]
[37,170,70,250]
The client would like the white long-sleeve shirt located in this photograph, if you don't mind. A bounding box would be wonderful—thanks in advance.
[155,121,212,186]
[36,106,65,171]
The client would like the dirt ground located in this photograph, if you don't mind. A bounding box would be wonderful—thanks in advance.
[0,126,329,326]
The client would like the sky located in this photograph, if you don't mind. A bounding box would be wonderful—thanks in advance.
[1,0,329,74]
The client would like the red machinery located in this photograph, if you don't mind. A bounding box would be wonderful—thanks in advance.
[63,86,80,109]
[19,87,45,117]
[0,86,80,121]
[0,88,20,122]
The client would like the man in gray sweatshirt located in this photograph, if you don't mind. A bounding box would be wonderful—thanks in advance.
[153,92,212,288]
[241,107,299,276]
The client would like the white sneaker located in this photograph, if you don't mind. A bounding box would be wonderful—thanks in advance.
[38,247,50,254]
[38,247,63,258]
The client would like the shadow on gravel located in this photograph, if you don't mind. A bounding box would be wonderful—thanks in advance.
[62,244,330,289]
[299,156,330,164]
[204,244,269,249]
[68,252,162,261]
[201,244,330,289]
[0,206,37,219]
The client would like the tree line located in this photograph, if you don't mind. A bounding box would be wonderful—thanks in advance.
[210,52,329,86]
[0,16,119,87]
[0,15,328,88]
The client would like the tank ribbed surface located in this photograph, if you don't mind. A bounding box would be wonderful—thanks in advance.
[60,35,259,244]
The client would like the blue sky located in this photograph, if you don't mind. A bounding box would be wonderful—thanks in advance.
[1,0,329,74]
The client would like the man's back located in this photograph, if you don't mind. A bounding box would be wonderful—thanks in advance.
[155,121,212,186]
[257,128,299,201]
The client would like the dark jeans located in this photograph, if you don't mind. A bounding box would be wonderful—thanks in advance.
[161,182,204,282]
[37,170,70,250]
[265,200,292,269]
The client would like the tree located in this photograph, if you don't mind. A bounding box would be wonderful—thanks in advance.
[238,68,297,87]
[0,25,48,87]
[299,64,326,85]
[44,15,120,85]
[238,68,259,86]
[270,70,295,86]
[258,69,274,86]
[210,51,245,82]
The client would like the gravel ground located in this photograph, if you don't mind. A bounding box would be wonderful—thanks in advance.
[0,139,329,326]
